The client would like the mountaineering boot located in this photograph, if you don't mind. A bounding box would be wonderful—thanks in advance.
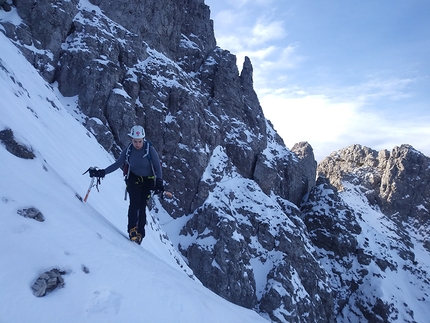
[129,226,142,244]
[135,232,143,245]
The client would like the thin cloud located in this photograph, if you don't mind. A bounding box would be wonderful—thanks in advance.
[285,75,417,107]
[224,0,277,9]
[212,10,239,27]
[224,0,250,9]
[250,20,287,45]
[261,92,360,143]
[257,44,302,71]
[260,86,430,161]
[214,16,288,50]
[358,77,415,101]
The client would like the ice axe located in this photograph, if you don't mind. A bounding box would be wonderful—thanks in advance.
[83,177,95,202]
[82,167,102,202]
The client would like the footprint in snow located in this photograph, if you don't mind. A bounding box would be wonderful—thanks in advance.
[86,290,121,317]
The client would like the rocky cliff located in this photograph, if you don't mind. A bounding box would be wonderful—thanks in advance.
[317,144,430,252]
[1,1,429,322]
[307,144,430,322]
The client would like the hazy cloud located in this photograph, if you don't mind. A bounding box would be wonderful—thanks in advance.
[251,20,286,44]
[260,85,430,161]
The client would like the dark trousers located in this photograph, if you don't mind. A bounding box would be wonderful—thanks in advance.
[126,173,154,235]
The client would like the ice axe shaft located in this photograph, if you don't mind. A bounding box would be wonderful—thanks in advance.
[84,177,95,202]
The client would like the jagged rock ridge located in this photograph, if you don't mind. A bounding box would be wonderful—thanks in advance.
[318,144,430,252]
[2,1,430,322]
[307,144,430,322]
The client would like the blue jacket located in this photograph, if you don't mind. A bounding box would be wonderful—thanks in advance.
[104,141,162,179]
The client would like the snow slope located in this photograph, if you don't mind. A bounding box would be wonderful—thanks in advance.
[0,32,267,323]
[303,178,430,322]
[339,182,430,323]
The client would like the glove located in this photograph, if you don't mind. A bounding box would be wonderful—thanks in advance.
[89,168,105,178]
[154,178,164,192]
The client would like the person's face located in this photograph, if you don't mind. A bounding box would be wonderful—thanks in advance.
[132,138,143,150]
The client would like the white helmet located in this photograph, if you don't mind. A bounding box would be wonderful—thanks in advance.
[128,125,145,139]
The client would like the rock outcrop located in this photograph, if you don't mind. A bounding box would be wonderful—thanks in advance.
[301,171,430,322]
[177,144,332,322]
[318,144,430,250]
[0,128,35,159]
[31,269,66,297]
[17,207,45,222]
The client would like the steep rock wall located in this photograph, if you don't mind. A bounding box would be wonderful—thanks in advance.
[318,144,430,251]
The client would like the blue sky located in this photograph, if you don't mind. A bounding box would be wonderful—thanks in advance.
[205,0,430,161]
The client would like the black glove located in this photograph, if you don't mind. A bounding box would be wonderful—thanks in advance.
[155,178,164,192]
[89,168,105,178]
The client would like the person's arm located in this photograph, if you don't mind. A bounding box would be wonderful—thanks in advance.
[104,148,127,175]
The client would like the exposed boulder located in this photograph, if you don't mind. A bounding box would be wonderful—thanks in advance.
[31,268,66,297]
[0,128,35,159]
[17,207,45,222]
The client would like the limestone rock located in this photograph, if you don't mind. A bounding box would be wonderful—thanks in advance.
[31,269,66,297]
[0,0,11,11]
[318,144,430,248]
[178,147,332,321]
[17,207,45,222]
[0,128,35,159]
[300,176,411,322]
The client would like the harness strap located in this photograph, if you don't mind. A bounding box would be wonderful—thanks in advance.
[124,141,155,181]
[134,175,155,184]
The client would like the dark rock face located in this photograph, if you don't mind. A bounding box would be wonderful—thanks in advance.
[301,177,362,258]
[178,146,333,322]
[317,144,430,249]
[0,128,35,159]
[0,0,11,11]
[379,145,430,222]
[302,178,398,322]
[310,145,430,321]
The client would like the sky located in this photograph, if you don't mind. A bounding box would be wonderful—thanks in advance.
[204,0,430,161]
[0,31,267,323]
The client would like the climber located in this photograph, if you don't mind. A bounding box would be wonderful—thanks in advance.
[88,125,164,245]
